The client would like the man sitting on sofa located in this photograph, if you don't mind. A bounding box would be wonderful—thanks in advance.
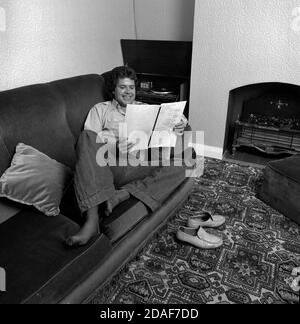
[65,65,192,247]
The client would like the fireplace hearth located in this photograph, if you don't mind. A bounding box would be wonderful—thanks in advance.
[224,82,300,165]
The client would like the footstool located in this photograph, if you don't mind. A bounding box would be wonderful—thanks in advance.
[258,154,300,225]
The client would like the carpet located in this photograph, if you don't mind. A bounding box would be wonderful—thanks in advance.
[85,159,300,304]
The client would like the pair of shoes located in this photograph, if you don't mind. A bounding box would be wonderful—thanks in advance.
[176,226,223,249]
[187,211,225,228]
[176,211,225,249]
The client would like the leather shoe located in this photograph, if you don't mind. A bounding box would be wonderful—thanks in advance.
[176,226,223,249]
[187,211,225,228]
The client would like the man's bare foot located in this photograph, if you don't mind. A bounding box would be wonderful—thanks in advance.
[105,189,130,216]
[65,207,100,247]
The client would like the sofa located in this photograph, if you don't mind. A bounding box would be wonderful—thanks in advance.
[0,74,195,304]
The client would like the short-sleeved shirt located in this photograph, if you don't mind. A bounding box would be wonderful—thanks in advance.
[84,99,142,138]
[85,99,188,136]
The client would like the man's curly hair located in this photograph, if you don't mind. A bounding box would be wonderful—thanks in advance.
[104,66,138,100]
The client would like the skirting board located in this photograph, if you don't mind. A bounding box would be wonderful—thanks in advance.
[203,145,223,160]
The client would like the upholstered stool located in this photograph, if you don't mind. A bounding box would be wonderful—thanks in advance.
[258,154,300,225]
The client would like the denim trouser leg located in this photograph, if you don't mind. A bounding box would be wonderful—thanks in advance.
[74,130,193,213]
[74,130,116,213]
[122,165,186,212]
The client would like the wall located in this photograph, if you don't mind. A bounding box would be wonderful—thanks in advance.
[134,0,195,41]
[0,0,195,91]
[189,0,300,158]
[0,0,135,91]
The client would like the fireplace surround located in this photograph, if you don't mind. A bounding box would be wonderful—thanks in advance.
[224,82,300,162]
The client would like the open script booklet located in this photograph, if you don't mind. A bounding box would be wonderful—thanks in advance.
[121,101,187,152]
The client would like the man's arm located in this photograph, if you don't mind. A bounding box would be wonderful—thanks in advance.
[84,103,106,133]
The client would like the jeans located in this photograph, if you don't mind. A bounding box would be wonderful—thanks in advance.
[73,130,194,213]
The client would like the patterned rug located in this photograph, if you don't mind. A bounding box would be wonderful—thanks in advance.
[86,159,300,304]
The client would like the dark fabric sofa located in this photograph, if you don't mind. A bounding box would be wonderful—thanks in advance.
[0,74,194,304]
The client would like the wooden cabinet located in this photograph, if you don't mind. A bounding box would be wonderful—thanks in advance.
[121,39,192,117]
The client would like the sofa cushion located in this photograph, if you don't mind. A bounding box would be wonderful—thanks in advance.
[0,75,106,173]
[0,143,72,217]
[0,198,22,225]
[0,209,112,304]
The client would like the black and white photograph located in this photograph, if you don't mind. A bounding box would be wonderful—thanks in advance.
[0,0,299,308]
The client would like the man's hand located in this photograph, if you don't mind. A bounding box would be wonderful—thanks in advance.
[173,115,188,136]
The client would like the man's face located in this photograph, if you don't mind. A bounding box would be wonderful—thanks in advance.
[114,77,136,107]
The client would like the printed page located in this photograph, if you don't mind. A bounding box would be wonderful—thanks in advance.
[153,101,187,132]
[149,130,177,148]
[149,101,187,148]
[124,104,160,151]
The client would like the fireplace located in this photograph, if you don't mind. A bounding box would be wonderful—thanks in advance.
[223,82,300,164]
